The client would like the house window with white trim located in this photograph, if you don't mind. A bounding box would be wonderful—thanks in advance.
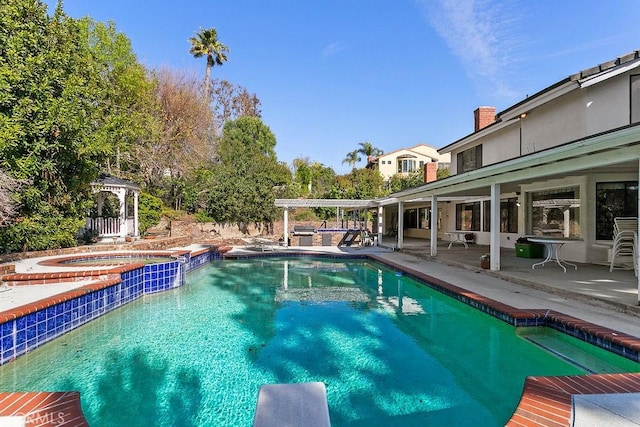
[483,198,518,233]
[456,202,480,231]
[595,182,638,240]
[457,145,482,173]
[528,187,580,238]
[397,159,417,173]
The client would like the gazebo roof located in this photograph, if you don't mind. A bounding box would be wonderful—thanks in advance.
[92,173,140,190]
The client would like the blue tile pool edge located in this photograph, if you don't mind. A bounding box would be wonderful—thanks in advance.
[0,248,222,365]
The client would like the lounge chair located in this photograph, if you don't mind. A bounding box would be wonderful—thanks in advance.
[240,237,275,252]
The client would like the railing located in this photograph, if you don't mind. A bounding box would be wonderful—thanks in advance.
[85,217,136,236]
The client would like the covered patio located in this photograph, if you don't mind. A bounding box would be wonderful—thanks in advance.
[380,124,640,298]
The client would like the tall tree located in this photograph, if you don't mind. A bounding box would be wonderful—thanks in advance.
[137,68,215,209]
[292,157,336,197]
[188,28,229,99]
[221,116,276,158]
[356,141,383,162]
[342,150,361,170]
[0,1,107,251]
[210,78,261,130]
[79,18,158,176]
[205,118,290,233]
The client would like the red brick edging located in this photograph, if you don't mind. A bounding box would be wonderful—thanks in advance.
[0,391,89,426]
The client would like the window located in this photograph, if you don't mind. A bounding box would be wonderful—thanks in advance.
[596,182,638,240]
[404,209,417,228]
[418,207,430,229]
[632,75,640,124]
[457,145,482,173]
[529,187,580,238]
[397,159,417,173]
[456,202,480,231]
[402,208,431,229]
[483,198,518,233]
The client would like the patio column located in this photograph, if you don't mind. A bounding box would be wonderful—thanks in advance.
[490,183,501,270]
[397,201,404,249]
[377,205,383,246]
[133,191,139,237]
[118,188,126,238]
[283,207,289,247]
[430,195,438,256]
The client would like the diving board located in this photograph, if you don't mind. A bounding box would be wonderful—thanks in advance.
[253,382,331,427]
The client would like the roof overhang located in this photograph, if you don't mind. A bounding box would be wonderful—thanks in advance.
[579,57,640,88]
[275,199,375,209]
[386,123,640,202]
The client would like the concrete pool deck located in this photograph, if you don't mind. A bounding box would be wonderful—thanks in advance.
[2,241,640,426]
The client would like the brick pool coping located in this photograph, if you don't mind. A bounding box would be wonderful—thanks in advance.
[0,391,88,427]
[0,247,638,426]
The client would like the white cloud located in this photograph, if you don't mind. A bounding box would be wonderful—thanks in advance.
[322,41,349,58]
[415,0,522,99]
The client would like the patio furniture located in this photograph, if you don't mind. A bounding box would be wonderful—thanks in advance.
[528,237,580,273]
[240,237,275,252]
[609,217,638,273]
[445,231,469,249]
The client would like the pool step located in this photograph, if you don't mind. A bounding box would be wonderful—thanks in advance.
[518,329,639,374]
[253,382,331,427]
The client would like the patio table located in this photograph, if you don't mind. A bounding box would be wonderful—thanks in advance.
[528,237,581,273]
[445,231,470,249]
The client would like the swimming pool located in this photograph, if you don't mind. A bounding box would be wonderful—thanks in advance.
[0,257,637,426]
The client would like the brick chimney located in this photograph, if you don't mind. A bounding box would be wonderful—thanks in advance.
[424,162,437,183]
[474,106,496,132]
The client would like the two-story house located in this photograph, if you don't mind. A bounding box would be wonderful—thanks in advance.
[377,49,639,288]
[366,144,451,182]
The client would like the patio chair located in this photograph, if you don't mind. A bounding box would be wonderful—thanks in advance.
[609,217,638,272]
[240,237,275,252]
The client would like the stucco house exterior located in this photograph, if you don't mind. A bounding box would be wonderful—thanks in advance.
[366,144,451,182]
[376,49,639,290]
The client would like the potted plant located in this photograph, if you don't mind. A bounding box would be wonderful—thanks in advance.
[480,253,490,269]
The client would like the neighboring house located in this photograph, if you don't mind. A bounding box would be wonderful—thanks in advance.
[366,144,451,182]
[377,49,639,288]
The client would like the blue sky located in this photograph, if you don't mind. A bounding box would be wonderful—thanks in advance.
[46,0,640,175]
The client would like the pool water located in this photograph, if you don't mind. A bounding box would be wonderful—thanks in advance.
[0,257,638,426]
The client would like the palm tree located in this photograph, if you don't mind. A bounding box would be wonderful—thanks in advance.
[189,28,229,99]
[356,141,383,162]
[342,150,361,170]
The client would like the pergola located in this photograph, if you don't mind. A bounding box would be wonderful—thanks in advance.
[87,173,140,241]
[274,199,376,247]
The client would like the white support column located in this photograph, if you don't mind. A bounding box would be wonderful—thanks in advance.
[397,201,404,249]
[133,191,139,237]
[637,158,640,303]
[284,208,289,247]
[377,206,383,246]
[116,188,126,238]
[430,195,438,256]
[490,184,501,270]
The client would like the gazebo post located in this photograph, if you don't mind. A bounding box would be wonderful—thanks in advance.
[117,188,126,239]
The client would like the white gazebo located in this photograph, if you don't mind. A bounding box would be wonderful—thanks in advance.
[86,173,140,241]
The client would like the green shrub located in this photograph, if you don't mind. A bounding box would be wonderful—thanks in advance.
[291,208,318,221]
[0,206,84,253]
[138,192,163,235]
